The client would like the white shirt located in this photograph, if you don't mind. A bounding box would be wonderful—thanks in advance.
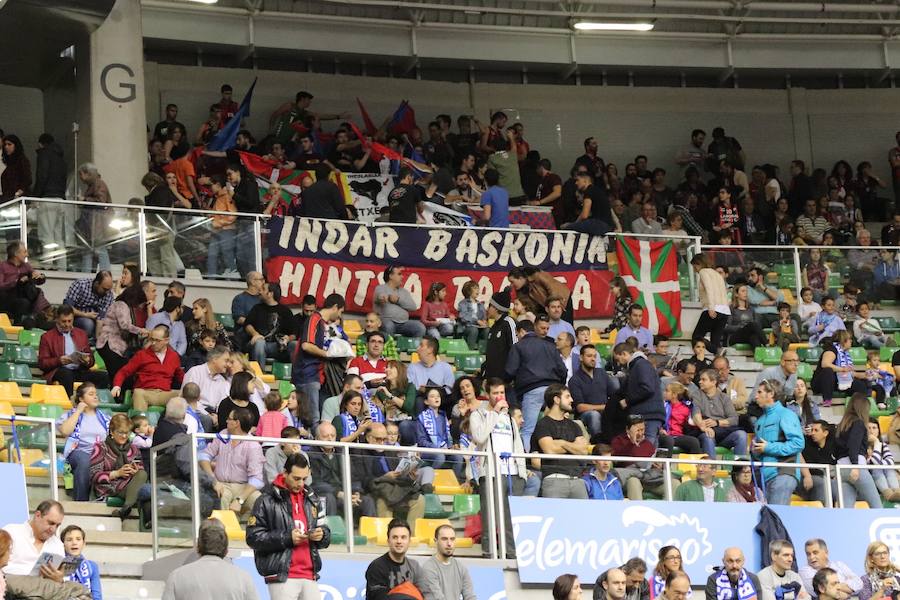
[2,522,65,575]
[491,414,518,476]
[182,364,232,412]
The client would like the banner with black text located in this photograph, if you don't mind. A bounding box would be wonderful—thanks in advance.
[265,216,613,317]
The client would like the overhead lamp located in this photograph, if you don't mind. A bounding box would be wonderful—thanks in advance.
[187,0,219,4]
[573,21,654,31]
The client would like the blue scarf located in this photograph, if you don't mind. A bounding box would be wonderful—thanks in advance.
[652,575,665,599]
[186,405,207,450]
[459,433,478,479]
[340,412,358,437]
[366,397,385,424]
[834,343,853,390]
[63,409,109,458]
[715,568,758,600]
[418,408,450,448]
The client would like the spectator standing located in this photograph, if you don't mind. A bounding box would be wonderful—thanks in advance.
[57,384,110,501]
[532,384,590,499]
[76,163,112,272]
[564,172,613,235]
[111,324,185,411]
[32,133,65,198]
[613,342,667,446]
[691,253,730,354]
[292,293,346,425]
[758,540,809,600]
[704,548,762,600]
[506,320,567,451]
[199,406,265,518]
[374,266,426,337]
[387,168,423,224]
[420,524,476,600]
[364,519,422,600]
[247,453,330,600]
[569,345,611,438]
[38,305,109,397]
[245,282,296,366]
[153,104,185,141]
[2,500,65,577]
[299,164,347,220]
[479,168,510,228]
[63,272,115,338]
[162,520,258,600]
[225,164,260,279]
[0,134,31,200]
[482,290,516,381]
[147,296,187,355]
[676,129,707,172]
[752,380,805,505]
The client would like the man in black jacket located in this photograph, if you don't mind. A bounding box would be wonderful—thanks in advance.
[308,421,375,524]
[482,290,516,381]
[613,342,666,447]
[247,453,331,600]
[225,163,260,279]
[33,134,67,198]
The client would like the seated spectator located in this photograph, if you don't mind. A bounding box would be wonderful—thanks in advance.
[692,369,747,457]
[569,344,611,439]
[111,325,184,412]
[244,282,296,366]
[373,266,426,337]
[658,382,702,454]
[758,540,809,600]
[807,297,846,346]
[358,422,426,522]
[796,199,829,244]
[217,371,262,433]
[292,293,347,425]
[89,413,148,520]
[773,302,802,352]
[2,499,65,576]
[583,444,624,500]
[38,305,109,397]
[181,346,232,419]
[802,248,830,302]
[322,374,365,426]
[619,558,650,600]
[811,331,869,407]
[800,420,835,505]
[873,249,900,304]
[747,268,785,328]
[835,393,883,508]
[182,328,217,370]
[860,541,900,600]
[347,331,388,388]
[255,391,290,445]
[375,361,417,443]
[263,425,304,485]
[650,546,684,598]
[354,313,399,359]
[408,336,455,403]
[687,339,714,374]
[666,360,700,398]
[146,296,187,356]
[57,384,110,501]
[547,297,576,339]
[0,240,49,327]
[207,175,237,277]
[785,379,820,429]
[456,280,487,350]
[631,202,663,236]
[847,229,879,294]
[752,380,804,505]
[333,390,372,443]
[612,416,681,502]
[799,539,862,599]
[59,525,102,600]
[199,406,265,518]
[614,304,654,352]
[309,421,375,522]
[675,459,727,502]
[750,350,800,405]
[854,301,888,348]
[867,352,895,409]
[726,464,766,503]
[713,356,748,419]
[532,384,590,499]
[613,342,667,447]
[798,288,822,324]
[705,548,761,600]
[602,277,632,335]
[63,271,114,338]
[725,284,766,349]
[96,283,152,382]
[187,298,233,352]
[416,388,461,474]
[231,271,264,349]
[421,282,455,339]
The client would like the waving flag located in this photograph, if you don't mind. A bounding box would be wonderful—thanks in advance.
[207,78,257,152]
[387,100,417,135]
[357,98,378,136]
[615,237,682,336]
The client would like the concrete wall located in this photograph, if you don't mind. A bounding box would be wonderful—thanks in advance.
[0,84,45,172]
[146,62,900,180]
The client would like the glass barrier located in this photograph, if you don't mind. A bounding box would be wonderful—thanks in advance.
[149,435,200,558]
[0,200,24,252]
[0,413,60,502]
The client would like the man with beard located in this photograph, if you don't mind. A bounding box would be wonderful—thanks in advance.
[705,547,762,600]
[364,519,422,600]
[532,383,590,498]
[420,524,475,600]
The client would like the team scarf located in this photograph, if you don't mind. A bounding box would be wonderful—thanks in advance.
[418,408,451,448]
[63,409,109,458]
[715,568,758,600]
[834,343,853,391]
[459,433,479,479]
[652,574,666,599]
[340,412,358,437]
[366,396,385,424]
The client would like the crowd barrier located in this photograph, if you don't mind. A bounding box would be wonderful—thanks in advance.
[0,413,61,502]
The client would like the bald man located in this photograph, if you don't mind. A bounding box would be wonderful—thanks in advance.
[665,572,692,600]
[706,547,762,600]
[751,350,800,402]
[603,568,628,600]
[308,421,375,523]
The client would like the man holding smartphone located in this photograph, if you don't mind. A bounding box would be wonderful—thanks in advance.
[247,453,331,600]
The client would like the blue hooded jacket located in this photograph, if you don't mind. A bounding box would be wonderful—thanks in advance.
[753,401,805,483]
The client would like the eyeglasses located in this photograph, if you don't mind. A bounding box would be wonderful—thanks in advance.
[873,551,890,557]
[664,555,681,561]
[112,430,130,437]
[369,436,387,443]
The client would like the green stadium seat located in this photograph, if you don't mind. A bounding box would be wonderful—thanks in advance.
[395,336,420,353]
[882,300,897,307]
[272,362,291,380]
[849,347,867,365]
[441,339,469,355]
[11,345,38,366]
[26,403,63,420]
[452,494,480,517]
[106,496,125,508]
[93,350,106,371]
[799,347,822,364]
[278,380,294,398]
[0,330,16,346]
[325,515,367,546]
[879,317,900,333]
[778,274,797,289]
[457,355,484,374]
[424,493,455,519]
[0,362,42,386]
[18,329,44,346]
[796,363,813,381]
[882,347,897,361]
[754,347,782,365]
[731,343,751,352]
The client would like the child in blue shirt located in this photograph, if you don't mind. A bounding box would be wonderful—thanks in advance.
[416,388,463,478]
[583,444,624,500]
[62,525,102,600]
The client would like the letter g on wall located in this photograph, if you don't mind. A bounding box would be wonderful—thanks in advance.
[100,63,136,103]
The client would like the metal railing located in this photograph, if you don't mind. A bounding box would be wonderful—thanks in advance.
[0,414,60,502]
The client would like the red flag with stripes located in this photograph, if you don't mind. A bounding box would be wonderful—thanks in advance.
[615,236,682,336]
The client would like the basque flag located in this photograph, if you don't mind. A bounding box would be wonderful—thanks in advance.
[615,237,682,336]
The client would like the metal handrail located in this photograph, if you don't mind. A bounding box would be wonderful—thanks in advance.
[0,414,60,502]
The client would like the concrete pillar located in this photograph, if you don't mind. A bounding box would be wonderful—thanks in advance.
[787,87,813,167]
[83,0,147,202]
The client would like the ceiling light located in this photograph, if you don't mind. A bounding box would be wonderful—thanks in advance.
[187,0,219,4]
[573,21,654,31]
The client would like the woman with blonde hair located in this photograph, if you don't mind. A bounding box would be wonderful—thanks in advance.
[187,298,233,351]
[860,541,900,600]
